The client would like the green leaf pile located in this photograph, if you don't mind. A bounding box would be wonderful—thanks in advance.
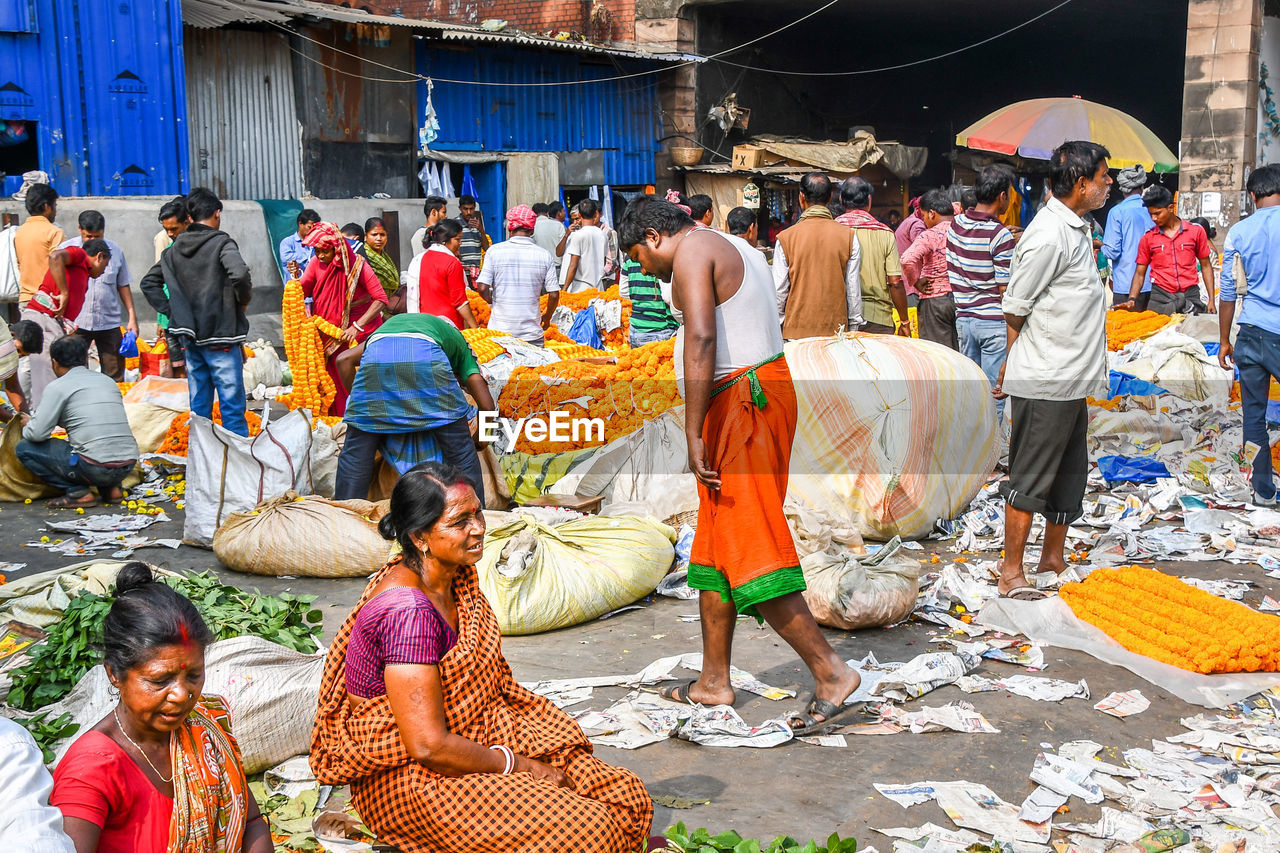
[663,823,858,853]
[7,571,324,713]
[14,711,80,762]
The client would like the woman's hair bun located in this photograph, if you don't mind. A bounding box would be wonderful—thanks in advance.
[377,514,398,542]
[113,561,156,596]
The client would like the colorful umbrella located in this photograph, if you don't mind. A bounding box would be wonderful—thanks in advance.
[956,97,1177,173]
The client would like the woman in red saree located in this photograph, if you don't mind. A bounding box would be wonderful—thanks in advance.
[300,222,388,415]
[52,562,270,853]
[310,463,653,853]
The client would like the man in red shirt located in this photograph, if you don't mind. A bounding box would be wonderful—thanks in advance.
[18,240,110,411]
[1119,185,1215,316]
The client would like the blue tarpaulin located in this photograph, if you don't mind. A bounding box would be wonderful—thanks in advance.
[1097,455,1171,484]
[1108,370,1167,398]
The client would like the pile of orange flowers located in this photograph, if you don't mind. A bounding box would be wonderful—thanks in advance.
[117,382,137,396]
[546,340,610,359]
[158,406,263,456]
[277,280,336,415]
[498,337,679,455]
[1086,396,1122,411]
[1060,565,1280,673]
[1106,310,1174,351]
[539,286,632,350]
[462,327,610,364]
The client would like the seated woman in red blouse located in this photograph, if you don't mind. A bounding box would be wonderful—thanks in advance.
[407,220,478,330]
[51,563,271,853]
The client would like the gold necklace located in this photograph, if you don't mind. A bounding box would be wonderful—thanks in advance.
[113,708,174,783]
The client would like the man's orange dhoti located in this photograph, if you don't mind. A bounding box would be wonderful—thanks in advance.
[686,353,804,617]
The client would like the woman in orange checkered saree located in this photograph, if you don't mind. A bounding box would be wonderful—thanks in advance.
[310,462,653,853]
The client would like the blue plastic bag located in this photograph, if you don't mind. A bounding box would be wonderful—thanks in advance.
[118,330,139,358]
[566,306,603,349]
[1097,455,1170,485]
[1107,369,1166,398]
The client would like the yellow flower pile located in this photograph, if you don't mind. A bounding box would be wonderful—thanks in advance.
[460,328,510,364]
[1106,310,1174,351]
[1060,565,1280,673]
[498,337,679,455]
[277,280,336,415]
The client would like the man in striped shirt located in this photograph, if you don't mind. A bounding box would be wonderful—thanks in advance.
[947,164,1018,415]
[622,257,679,347]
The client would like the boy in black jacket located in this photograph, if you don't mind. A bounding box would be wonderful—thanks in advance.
[140,187,253,436]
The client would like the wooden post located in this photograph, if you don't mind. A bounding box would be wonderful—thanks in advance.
[380,209,401,268]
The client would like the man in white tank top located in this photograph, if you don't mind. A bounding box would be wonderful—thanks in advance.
[619,198,863,734]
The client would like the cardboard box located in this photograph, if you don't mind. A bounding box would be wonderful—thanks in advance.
[732,145,765,170]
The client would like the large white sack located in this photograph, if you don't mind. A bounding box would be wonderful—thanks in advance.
[184,409,313,547]
[475,511,675,635]
[786,333,999,540]
[242,339,284,391]
[42,635,325,773]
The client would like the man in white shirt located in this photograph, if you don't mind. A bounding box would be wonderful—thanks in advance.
[993,141,1112,600]
[477,205,560,345]
[532,202,566,270]
[0,717,76,851]
[558,199,607,293]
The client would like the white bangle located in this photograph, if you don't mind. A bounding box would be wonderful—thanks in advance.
[352,321,364,332]
[489,744,514,774]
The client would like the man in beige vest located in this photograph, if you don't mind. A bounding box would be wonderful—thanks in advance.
[773,173,862,339]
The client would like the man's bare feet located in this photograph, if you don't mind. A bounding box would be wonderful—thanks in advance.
[996,558,1031,595]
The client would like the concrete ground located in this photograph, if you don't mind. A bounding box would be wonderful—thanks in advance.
[2,497,1271,848]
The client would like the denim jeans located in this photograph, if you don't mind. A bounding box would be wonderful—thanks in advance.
[16,439,133,498]
[184,342,247,437]
[1235,323,1280,500]
[958,315,1008,419]
[629,327,677,348]
[333,418,484,504]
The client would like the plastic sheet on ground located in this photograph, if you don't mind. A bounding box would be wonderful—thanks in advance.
[978,596,1280,708]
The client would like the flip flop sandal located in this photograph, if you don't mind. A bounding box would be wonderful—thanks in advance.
[656,680,703,706]
[788,697,870,737]
[48,494,101,509]
[1000,585,1048,601]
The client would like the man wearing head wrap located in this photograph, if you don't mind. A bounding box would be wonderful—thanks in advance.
[474,205,560,345]
[1101,164,1153,309]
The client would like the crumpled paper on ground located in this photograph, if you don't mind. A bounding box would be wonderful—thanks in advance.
[875,652,982,702]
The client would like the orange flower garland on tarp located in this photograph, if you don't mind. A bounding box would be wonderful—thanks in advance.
[1106,310,1175,351]
[497,337,679,455]
[1059,565,1280,673]
[277,280,336,415]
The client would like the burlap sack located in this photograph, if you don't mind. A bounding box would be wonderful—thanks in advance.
[0,418,57,502]
[213,491,391,578]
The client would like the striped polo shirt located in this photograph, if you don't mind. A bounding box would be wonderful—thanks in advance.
[622,259,677,333]
[946,209,1017,321]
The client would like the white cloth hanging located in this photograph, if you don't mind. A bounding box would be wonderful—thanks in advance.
[601,185,614,229]
[441,162,456,199]
[588,186,600,201]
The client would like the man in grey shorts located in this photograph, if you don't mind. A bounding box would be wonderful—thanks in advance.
[993,141,1112,600]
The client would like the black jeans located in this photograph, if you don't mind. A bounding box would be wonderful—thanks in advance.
[75,327,124,381]
[333,417,485,504]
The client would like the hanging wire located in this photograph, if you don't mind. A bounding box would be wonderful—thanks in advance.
[253,0,841,87]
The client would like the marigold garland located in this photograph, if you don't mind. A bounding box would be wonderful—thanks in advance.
[1106,310,1174,351]
[158,406,264,456]
[277,280,336,415]
[1059,565,1280,673]
[498,337,679,455]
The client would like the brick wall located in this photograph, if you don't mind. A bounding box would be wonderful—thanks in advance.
[334,0,637,41]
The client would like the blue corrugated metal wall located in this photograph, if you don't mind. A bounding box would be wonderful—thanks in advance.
[0,0,187,195]
[417,45,661,187]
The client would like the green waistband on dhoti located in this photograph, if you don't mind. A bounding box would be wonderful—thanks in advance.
[711,352,785,408]
[687,562,807,620]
